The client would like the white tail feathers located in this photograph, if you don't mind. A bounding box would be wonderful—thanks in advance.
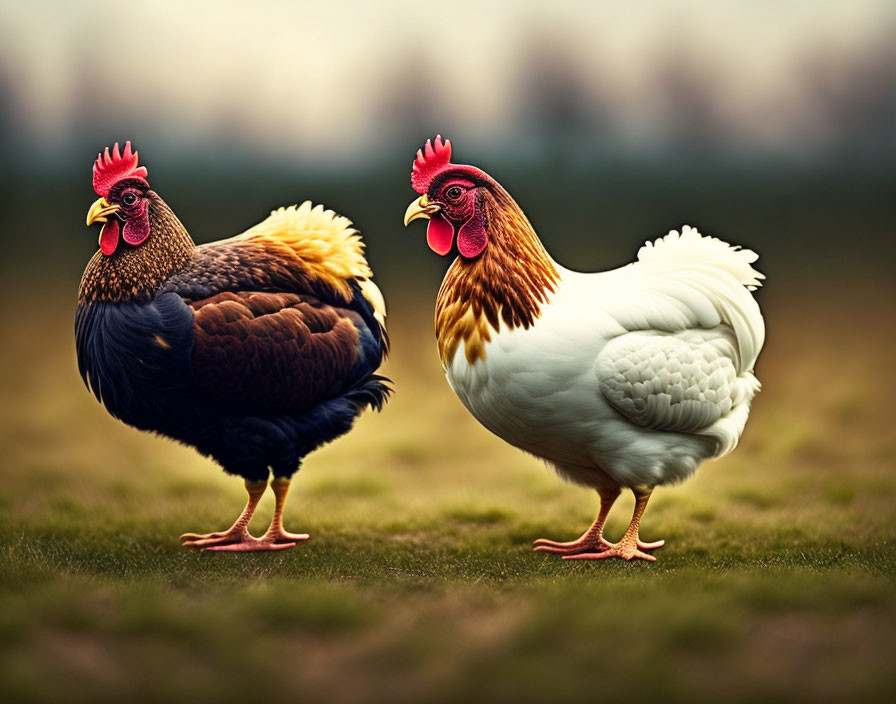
[638,225,765,291]
[636,226,766,373]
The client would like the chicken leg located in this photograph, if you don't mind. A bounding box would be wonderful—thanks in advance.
[180,478,307,552]
[533,487,622,555]
[180,478,268,549]
[257,477,310,545]
[199,477,309,552]
[564,486,663,562]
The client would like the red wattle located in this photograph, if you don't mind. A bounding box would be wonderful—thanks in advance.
[426,212,455,256]
[99,219,120,256]
[123,214,150,246]
[457,210,488,258]
[121,214,149,247]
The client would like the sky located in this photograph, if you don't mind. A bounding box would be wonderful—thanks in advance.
[0,0,893,163]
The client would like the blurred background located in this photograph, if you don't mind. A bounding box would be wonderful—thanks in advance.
[0,1,894,702]
[0,0,893,286]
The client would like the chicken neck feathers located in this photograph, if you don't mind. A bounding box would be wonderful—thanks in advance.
[435,186,558,366]
[78,196,193,304]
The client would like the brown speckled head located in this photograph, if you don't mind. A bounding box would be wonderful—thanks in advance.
[79,193,194,304]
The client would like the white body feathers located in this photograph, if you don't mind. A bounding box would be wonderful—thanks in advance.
[444,226,765,489]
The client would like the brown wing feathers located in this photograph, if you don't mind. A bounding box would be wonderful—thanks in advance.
[190,291,363,413]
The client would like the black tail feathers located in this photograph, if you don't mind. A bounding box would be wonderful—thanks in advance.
[345,374,392,412]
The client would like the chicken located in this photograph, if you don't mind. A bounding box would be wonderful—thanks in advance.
[403,137,764,562]
[76,142,390,551]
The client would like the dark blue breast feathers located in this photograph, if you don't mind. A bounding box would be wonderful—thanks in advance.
[75,292,196,430]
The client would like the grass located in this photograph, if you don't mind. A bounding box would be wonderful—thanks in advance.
[0,281,894,703]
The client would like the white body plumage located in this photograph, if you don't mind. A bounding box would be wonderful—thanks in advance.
[444,226,765,490]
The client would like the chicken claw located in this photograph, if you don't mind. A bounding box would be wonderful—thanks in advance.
[563,544,657,562]
[202,537,297,552]
[179,478,310,552]
[534,535,663,556]
[532,536,614,555]
[562,488,663,562]
[180,526,305,552]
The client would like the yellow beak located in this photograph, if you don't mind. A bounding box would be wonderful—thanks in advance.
[86,197,120,226]
[403,194,440,227]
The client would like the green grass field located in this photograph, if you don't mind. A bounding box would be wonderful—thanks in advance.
[1,281,894,703]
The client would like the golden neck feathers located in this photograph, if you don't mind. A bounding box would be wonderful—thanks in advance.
[435,187,559,366]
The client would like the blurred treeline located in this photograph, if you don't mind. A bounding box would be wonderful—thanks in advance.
[0,24,892,300]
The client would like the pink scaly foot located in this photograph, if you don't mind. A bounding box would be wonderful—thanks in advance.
[534,536,663,555]
[203,533,298,552]
[181,479,268,549]
[564,543,657,562]
[182,526,296,551]
[533,487,621,556]
[180,477,310,552]
[180,528,311,548]
[201,478,312,551]
[564,487,662,563]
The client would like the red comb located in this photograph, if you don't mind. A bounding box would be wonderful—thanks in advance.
[411,135,452,194]
[92,141,149,197]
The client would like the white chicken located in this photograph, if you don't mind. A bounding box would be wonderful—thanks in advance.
[404,137,765,561]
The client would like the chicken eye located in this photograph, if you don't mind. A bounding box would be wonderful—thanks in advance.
[121,192,137,206]
[445,186,464,201]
